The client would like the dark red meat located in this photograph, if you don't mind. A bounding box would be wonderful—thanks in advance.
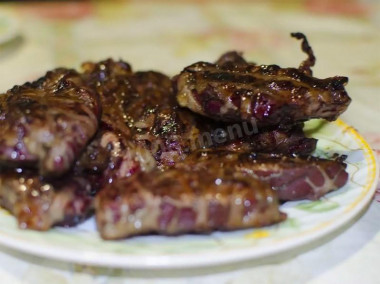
[80,59,316,175]
[216,123,317,156]
[0,46,350,238]
[0,169,94,230]
[182,150,349,201]
[95,167,284,239]
[0,69,100,176]
[80,60,158,183]
[176,33,351,126]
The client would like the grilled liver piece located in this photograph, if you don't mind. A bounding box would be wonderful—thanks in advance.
[96,166,284,239]
[176,33,351,126]
[0,69,101,176]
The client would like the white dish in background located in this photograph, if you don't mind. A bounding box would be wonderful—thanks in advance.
[0,119,377,269]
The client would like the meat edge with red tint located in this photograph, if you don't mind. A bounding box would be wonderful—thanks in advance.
[0,171,95,231]
[0,68,101,177]
[175,33,351,126]
[182,150,349,201]
[95,168,285,240]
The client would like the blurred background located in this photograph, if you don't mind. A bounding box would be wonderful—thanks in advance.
[0,0,379,133]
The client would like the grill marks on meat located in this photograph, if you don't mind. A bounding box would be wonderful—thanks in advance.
[176,33,351,126]
[95,147,347,239]
[81,60,157,183]
[215,123,317,156]
[96,167,284,239]
[0,169,94,230]
[182,150,349,201]
[0,69,100,176]
[81,59,190,173]
[0,133,114,231]
[0,36,351,239]
[246,126,317,156]
[123,71,202,167]
[81,59,317,171]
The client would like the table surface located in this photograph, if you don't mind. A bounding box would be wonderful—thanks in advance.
[0,1,380,283]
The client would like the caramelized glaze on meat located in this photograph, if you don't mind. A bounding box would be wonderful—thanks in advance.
[182,149,349,201]
[0,69,100,176]
[96,167,284,239]
[81,60,157,182]
[0,169,94,230]
[176,33,351,126]
[81,59,317,174]
[210,123,317,156]
[0,35,352,238]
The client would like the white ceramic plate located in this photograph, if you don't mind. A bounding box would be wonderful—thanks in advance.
[0,119,378,269]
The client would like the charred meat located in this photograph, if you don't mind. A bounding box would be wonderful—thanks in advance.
[0,34,352,239]
[96,167,284,239]
[81,59,316,174]
[182,150,349,201]
[213,123,317,156]
[81,60,157,183]
[176,33,351,126]
[0,69,100,176]
[0,169,94,231]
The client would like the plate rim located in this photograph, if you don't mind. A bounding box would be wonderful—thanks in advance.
[0,119,378,269]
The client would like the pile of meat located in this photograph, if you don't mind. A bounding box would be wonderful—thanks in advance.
[0,33,351,239]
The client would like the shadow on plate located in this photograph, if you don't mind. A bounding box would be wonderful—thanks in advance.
[0,35,24,60]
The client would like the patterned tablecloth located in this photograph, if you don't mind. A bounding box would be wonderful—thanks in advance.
[0,1,380,283]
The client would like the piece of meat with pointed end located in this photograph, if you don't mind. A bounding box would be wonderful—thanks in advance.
[182,150,349,201]
[176,33,351,126]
